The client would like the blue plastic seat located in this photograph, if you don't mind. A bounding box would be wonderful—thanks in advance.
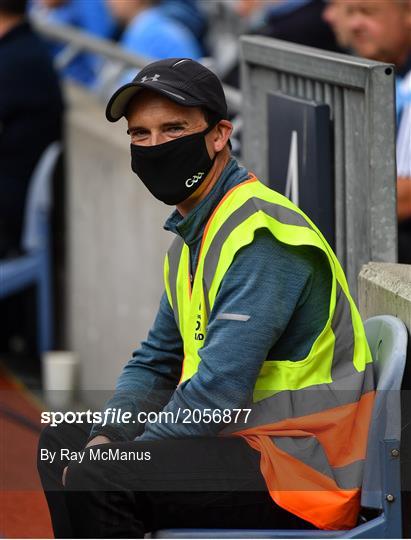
[0,142,61,354]
[153,315,408,539]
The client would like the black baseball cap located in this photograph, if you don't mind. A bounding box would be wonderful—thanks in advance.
[106,58,228,123]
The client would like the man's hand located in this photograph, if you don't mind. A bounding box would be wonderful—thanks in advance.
[85,435,112,448]
[62,435,112,486]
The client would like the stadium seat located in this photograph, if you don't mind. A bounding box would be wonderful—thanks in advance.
[0,142,61,354]
[152,315,408,539]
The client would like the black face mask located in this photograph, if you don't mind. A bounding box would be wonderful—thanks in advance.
[130,124,216,205]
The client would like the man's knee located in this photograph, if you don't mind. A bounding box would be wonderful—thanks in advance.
[38,420,73,453]
[38,423,58,447]
[38,419,91,451]
[37,423,65,477]
[38,423,61,457]
[37,421,90,474]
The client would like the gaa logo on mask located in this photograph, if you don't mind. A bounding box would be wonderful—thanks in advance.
[185,172,204,188]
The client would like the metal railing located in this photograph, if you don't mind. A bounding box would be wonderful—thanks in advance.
[31,16,242,114]
[240,35,397,296]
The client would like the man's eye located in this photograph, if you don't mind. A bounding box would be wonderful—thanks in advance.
[168,126,184,133]
[129,130,147,138]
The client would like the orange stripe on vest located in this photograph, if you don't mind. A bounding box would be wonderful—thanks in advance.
[226,391,375,530]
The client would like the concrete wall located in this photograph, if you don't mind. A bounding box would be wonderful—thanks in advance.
[64,84,171,406]
[358,262,411,329]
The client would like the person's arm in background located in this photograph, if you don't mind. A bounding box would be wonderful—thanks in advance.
[0,54,21,144]
[398,177,411,221]
[396,74,411,221]
[120,9,202,61]
[0,45,62,151]
[87,291,184,443]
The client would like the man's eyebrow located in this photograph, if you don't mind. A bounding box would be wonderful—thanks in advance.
[161,119,189,128]
[127,119,189,133]
[127,125,147,133]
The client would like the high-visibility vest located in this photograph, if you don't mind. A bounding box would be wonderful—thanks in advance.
[164,175,374,530]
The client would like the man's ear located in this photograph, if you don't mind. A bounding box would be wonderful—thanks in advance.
[211,120,233,152]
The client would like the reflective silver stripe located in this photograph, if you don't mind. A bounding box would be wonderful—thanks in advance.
[331,285,356,380]
[202,277,211,322]
[220,362,374,434]
[333,460,364,490]
[167,236,184,331]
[216,313,250,322]
[203,197,312,301]
[272,436,363,490]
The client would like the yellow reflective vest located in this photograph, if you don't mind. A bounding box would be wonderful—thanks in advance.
[164,174,374,530]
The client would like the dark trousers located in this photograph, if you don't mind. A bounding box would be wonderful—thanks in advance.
[37,422,313,538]
[0,175,28,258]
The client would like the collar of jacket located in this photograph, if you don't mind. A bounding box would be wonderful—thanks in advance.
[164,157,250,247]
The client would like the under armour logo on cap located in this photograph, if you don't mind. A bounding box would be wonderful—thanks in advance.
[141,74,160,83]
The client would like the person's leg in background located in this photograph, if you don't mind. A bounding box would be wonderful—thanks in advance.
[0,176,37,358]
[0,175,27,258]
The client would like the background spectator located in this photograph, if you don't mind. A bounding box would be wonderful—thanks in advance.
[106,0,202,60]
[322,0,352,50]
[0,0,64,359]
[96,0,203,98]
[31,0,117,86]
[159,0,207,55]
[0,0,63,257]
[342,0,411,263]
[224,0,343,87]
[249,0,342,51]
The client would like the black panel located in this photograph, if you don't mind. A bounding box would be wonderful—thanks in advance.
[268,92,335,248]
